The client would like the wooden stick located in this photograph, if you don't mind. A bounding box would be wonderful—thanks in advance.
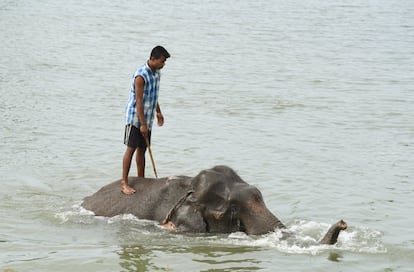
[145,136,158,178]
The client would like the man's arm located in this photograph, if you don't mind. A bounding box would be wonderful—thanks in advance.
[156,102,164,126]
[135,76,148,135]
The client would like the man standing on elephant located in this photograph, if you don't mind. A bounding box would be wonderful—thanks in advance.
[121,46,171,195]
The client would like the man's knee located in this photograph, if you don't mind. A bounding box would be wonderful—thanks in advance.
[136,148,147,158]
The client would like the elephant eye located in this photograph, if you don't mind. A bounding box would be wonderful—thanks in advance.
[254,194,262,202]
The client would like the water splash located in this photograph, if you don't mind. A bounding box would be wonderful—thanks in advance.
[225,219,387,255]
[56,207,386,255]
[55,203,160,231]
[339,225,387,254]
[54,202,95,224]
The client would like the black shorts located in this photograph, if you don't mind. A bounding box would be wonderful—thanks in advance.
[124,124,151,148]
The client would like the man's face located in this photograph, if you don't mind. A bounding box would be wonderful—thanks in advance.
[152,56,167,70]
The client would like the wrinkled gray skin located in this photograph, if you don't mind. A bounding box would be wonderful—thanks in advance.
[82,166,346,244]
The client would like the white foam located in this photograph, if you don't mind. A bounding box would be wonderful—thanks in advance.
[54,202,95,223]
[54,206,386,255]
[224,220,387,255]
[107,213,143,224]
[338,226,387,254]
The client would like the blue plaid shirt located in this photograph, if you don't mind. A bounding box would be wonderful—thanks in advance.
[125,62,160,130]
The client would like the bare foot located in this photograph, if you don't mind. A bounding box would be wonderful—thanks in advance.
[121,181,136,195]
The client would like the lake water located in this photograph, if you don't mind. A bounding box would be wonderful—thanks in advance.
[1,0,413,271]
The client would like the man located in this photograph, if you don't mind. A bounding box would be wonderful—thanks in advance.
[121,46,170,195]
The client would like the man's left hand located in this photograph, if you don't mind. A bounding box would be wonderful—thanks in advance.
[157,112,164,127]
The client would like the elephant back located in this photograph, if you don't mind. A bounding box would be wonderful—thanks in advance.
[82,176,193,221]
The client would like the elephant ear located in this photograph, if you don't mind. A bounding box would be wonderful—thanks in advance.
[160,190,207,232]
[190,167,241,218]
[172,203,207,232]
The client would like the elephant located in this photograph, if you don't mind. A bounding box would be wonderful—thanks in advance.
[82,165,347,244]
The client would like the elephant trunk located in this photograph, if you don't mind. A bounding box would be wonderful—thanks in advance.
[319,220,347,245]
[240,200,286,235]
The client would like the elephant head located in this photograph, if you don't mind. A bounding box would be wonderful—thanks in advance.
[161,165,286,235]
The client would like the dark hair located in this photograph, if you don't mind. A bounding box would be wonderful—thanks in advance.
[150,46,170,59]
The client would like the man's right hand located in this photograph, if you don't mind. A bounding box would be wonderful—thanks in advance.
[140,123,148,136]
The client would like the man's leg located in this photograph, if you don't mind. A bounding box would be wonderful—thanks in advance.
[121,146,136,195]
[136,147,147,177]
